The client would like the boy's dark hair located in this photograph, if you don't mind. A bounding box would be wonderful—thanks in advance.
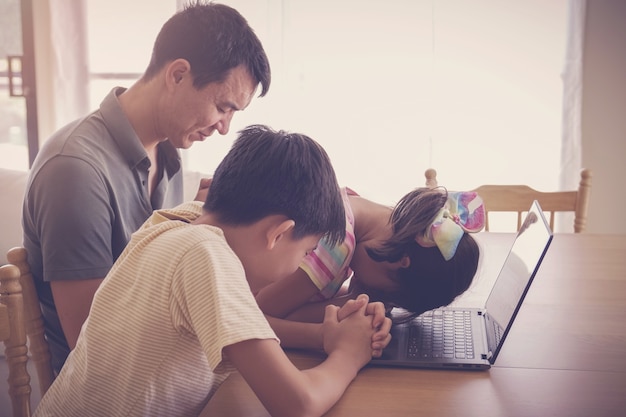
[204,125,346,246]
[144,1,271,96]
[366,187,480,320]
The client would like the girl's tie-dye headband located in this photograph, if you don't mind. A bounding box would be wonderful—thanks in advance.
[416,191,485,260]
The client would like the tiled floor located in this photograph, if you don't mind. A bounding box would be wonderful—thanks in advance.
[0,355,43,417]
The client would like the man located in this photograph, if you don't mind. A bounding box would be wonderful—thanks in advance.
[22,1,271,373]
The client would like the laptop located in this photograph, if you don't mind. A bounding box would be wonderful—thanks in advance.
[370,200,553,370]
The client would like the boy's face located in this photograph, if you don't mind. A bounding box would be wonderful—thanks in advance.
[247,233,322,293]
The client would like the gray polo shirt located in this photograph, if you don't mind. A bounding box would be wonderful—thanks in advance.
[22,87,183,373]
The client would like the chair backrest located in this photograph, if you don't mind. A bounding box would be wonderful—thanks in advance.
[0,263,31,417]
[424,168,593,232]
[1,247,55,417]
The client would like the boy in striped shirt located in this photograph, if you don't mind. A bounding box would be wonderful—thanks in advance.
[34,125,391,417]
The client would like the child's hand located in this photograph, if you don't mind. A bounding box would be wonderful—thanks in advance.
[366,302,392,357]
[193,177,212,202]
[336,294,369,321]
[335,294,392,358]
[322,299,376,367]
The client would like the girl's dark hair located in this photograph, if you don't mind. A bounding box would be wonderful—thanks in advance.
[204,125,345,246]
[144,1,271,96]
[366,187,480,320]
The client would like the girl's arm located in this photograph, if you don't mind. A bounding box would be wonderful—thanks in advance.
[256,269,345,350]
[264,316,324,350]
[224,300,381,417]
[256,261,390,353]
[255,267,321,318]
[264,294,392,356]
[284,293,353,323]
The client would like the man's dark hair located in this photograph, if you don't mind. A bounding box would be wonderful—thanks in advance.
[144,1,271,96]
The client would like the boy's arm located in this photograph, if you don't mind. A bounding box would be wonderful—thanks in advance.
[225,301,381,417]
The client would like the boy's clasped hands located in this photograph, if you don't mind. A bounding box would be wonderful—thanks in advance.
[323,294,392,364]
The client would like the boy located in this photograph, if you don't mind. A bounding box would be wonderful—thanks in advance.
[34,125,392,417]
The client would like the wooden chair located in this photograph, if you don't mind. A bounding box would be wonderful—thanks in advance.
[1,263,31,417]
[1,247,55,417]
[424,168,593,233]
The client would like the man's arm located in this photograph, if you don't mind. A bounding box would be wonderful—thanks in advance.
[51,278,103,349]
[29,158,117,350]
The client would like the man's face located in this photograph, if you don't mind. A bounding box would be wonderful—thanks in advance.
[163,65,257,149]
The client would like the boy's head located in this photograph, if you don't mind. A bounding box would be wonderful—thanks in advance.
[144,1,271,96]
[366,187,482,318]
[205,124,345,275]
[204,125,345,288]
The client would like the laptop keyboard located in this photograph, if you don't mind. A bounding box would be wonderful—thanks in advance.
[407,309,475,359]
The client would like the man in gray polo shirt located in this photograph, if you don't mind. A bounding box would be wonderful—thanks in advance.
[22,2,271,374]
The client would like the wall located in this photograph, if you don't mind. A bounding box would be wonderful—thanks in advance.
[582,0,626,234]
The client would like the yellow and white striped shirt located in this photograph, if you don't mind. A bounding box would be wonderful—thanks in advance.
[34,202,277,417]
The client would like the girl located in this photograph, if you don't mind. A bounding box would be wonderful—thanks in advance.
[256,186,484,329]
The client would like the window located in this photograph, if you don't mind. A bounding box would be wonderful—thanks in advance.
[0,0,35,172]
[183,0,569,208]
[3,0,570,214]
[86,0,177,111]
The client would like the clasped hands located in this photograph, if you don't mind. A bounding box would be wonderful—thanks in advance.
[323,294,392,359]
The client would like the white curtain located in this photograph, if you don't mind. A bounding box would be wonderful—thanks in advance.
[558,0,586,231]
[47,0,89,132]
[560,0,587,189]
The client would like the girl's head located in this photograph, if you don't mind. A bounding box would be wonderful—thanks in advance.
[365,187,483,319]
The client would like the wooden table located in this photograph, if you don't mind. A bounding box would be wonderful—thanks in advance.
[201,233,626,417]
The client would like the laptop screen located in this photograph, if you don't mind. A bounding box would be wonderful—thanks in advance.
[484,200,553,357]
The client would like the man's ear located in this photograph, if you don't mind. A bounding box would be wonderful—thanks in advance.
[266,218,296,250]
[165,59,191,89]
